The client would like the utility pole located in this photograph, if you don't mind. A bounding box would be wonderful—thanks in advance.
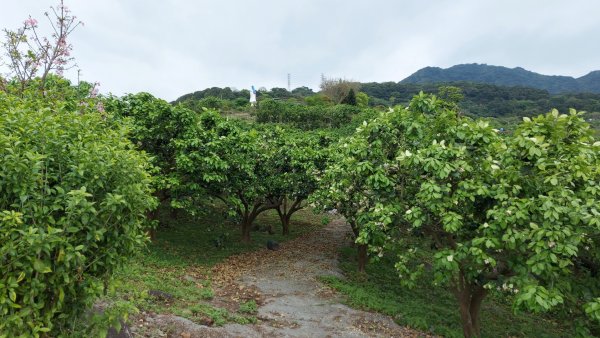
[287,73,291,91]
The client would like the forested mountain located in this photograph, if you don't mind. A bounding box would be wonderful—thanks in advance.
[174,73,600,122]
[360,81,600,118]
[401,64,600,94]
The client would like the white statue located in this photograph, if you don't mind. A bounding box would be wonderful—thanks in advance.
[250,85,257,107]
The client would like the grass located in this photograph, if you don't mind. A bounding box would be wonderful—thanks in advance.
[104,204,322,326]
[238,300,258,314]
[320,246,574,338]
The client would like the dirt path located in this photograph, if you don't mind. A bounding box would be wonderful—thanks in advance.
[134,219,426,337]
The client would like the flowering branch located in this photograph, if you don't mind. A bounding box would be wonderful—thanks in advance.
[1,0,83,93]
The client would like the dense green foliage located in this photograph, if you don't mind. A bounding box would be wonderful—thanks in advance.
[175,111,276,241]
[174,81,600,136]
[105,92,331,242]
[0,85,156,336]
[3,10,598,334]
[322,247,570,337]
[317,94,600,336]
[175,112,330,240]
[401,64,600,94]
[361,81,600,118]
[260,128,331,234]
[255,99,362,129]
[173,86,316,106]
[174,86,250,103]
[105,93,200,215]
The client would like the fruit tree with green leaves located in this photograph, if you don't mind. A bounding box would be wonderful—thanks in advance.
[320,93,600,337]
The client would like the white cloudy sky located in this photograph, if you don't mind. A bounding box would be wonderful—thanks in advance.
[1,0,599,101]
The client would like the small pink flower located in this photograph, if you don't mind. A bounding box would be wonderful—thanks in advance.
[97,102,105,113]
[24,17,38,27]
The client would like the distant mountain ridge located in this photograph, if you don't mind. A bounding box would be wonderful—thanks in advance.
[401,64,600,94]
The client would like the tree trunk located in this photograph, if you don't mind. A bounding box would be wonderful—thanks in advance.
[455,274,487,338]
[357,244,367,273]
[240,209,260,243]
[348,221,367,272]
[281,214,291,235]
[241,217,252,243]
[276,196,303,236]
[459,302,473,337]
[146,189,171,241]
[469,285,486,336]
[146,208,158,242]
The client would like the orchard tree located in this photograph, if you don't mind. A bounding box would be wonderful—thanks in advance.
[262,127,331,235]
[105,93,198,202]
[487,110,600,334]
[175,111,279,242]
[305,93,332,106]
[324,93,600,336]
[313,107,420,272]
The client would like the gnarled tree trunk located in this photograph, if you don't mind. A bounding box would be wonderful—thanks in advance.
[454,270,488,337]
[237,194,280,243]
[275,196,304,236]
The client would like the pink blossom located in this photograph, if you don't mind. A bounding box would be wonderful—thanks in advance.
[24,17,38,27]
[97,101,105,113]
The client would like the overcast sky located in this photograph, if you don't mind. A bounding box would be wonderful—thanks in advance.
[2,0,599,101]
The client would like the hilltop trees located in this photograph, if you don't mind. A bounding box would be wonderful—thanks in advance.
[319,77,361,104]
[255,98,361,130]
[320,93,600,336]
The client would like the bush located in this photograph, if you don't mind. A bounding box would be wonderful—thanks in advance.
[0,90,156,336]
[255,99,362,130]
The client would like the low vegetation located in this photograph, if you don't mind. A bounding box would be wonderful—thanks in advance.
[321,246,572,337]
[102,205,322,330]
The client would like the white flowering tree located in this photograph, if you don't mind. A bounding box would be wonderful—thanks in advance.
[322,93,600,336]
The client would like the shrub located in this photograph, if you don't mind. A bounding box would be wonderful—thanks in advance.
[0,90,156,336]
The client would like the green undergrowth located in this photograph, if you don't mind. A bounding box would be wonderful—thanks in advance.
[103,204,322,326]
[320,246,573,338]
